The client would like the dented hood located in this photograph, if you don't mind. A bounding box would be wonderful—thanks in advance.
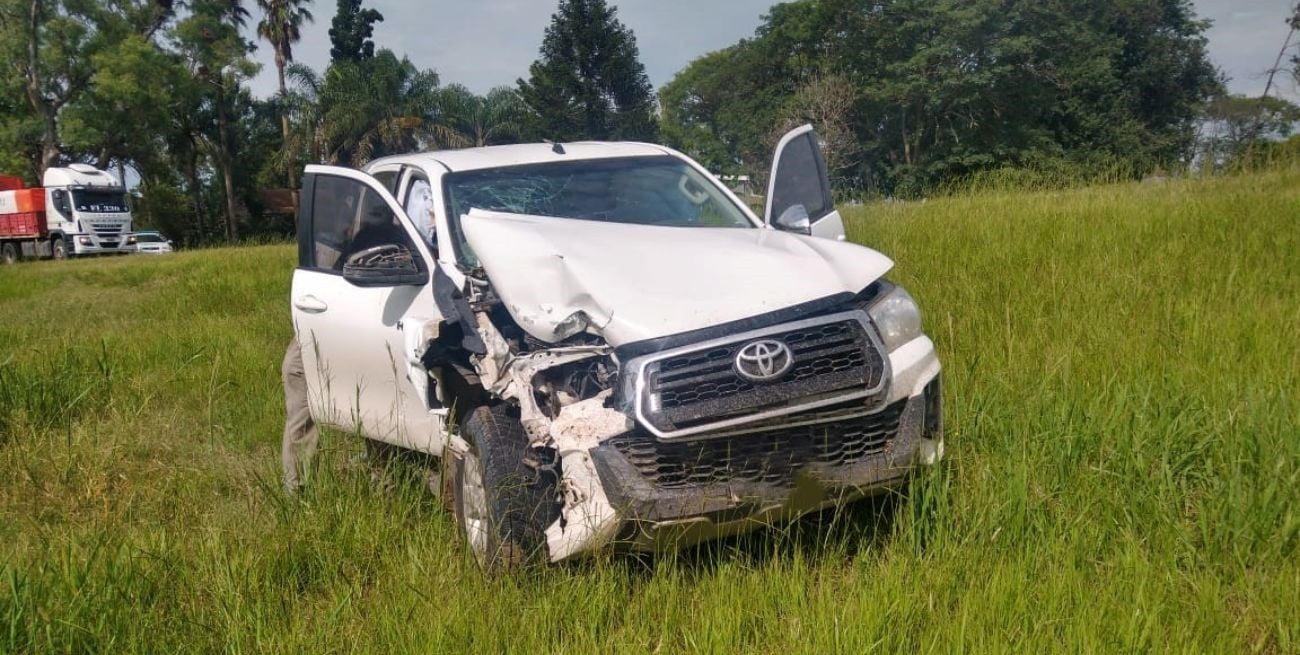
[460,209,893,347]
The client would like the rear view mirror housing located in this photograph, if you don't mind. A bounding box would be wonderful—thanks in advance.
[773,204,811,235]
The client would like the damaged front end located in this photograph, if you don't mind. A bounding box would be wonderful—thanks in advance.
[469,306,631,561]
[417,269,632,561]
[418,262,942,563]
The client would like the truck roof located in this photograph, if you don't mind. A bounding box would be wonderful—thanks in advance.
[366,142,674,173]
[43,164,122,189]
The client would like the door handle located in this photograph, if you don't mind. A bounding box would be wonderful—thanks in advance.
[293,295,328,313]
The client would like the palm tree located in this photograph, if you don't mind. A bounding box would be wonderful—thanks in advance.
[256,0,314,185]
[278,62,325,169]
[279,51,469,168]
[442,85,527,147]
[324,52,469,163]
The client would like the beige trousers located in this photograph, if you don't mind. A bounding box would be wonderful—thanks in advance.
[281,338,319,491]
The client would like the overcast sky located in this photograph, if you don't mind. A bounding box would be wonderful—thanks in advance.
[243,0,1300,101]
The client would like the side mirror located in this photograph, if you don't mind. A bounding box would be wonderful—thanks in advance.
[342,244,428,287]
[773,204,811,235]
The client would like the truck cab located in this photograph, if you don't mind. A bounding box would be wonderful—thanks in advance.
[43,164,135,257]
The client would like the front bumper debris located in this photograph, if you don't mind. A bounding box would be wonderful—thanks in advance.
[585,385,935,552]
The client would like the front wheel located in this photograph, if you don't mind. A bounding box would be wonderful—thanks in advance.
[51,237,68,260]
[0,243,16,265]
[451,405,559,572]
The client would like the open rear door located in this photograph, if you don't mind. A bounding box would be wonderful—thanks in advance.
[764,124,846,241]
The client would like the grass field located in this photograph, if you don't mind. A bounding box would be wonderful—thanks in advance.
[2,168,1298,653]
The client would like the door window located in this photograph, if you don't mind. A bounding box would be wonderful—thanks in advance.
[372,169,400,195]
[309,175,418,272]
[769,132,831,222]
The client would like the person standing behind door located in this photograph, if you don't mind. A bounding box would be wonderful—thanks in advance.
[281,336,318,493]
[404,177,436,246]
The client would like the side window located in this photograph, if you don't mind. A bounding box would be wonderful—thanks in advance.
[372,169,400,195]
[51,190,72,217]
[310,175,417,272]
[770,133,831,222]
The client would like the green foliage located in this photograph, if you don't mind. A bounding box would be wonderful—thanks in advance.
[440,85,527,147]
[60,33,190,178]
[0,0,149,171]
[327,0,381,63]
[173,0,260,241]
[1199,94,1300,170]
[517,0,657,142]
[256,0,313,69]
[2,170,1299,650]
[661,0,1222,196]
[283,49,451,166]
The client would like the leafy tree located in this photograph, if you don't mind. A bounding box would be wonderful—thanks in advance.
[517,0,656,141]
[282,49,455,166]
[661,0,1221,196]
[61,33,188,181]
[441,85,526,147]
[327,0,380,63]
[256,0,313,186]
[0,0,176,178]
[659,48,755,175]
[772,74,862,191]
[2,0,96,173]
[1199,94,1300,169]
[173,0,259,241]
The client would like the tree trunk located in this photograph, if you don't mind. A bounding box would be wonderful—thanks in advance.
[185,143,206,243]
[215,81,239,242]
[222,163,238,242]
[22,0,61,173]
[277,47,296,190]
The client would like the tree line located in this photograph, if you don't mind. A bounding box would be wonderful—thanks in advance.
[0,0,649,244]
[0,0,1295,244]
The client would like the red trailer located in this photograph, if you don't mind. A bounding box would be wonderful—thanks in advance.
[0,178,50,264]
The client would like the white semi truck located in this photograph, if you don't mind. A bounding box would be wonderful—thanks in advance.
[0,164,135,264]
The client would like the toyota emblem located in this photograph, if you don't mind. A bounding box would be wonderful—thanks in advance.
[734,339,795,382]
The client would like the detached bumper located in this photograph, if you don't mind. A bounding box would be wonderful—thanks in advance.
[587,379,941,551]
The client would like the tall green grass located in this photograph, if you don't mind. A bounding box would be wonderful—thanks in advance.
[1,169,1297,652]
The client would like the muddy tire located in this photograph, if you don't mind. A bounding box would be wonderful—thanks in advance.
[451,405,559,572]
[51,237,68,260]
[0,243,16,265]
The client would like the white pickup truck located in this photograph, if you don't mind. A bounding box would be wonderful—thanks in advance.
[290,126,943,569]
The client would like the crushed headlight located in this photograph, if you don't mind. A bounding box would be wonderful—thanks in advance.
[868,283,923,352]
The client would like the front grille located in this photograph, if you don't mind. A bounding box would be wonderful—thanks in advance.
[638,314,887,434]
[609,399,907,489]
[90,223,124,235]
